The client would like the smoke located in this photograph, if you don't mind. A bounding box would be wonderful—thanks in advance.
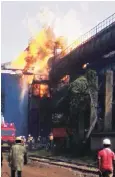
[23,6,83,46]
[54,9,82,45]
[19,6,84,101]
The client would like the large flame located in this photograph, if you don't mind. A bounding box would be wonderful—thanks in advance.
[11,7,81,98]
[11,27,67,74]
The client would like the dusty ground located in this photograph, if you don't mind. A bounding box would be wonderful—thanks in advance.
[2,156,78,177]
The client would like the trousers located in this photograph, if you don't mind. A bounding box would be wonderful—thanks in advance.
[11,170,22,177]
[99,170,113,177]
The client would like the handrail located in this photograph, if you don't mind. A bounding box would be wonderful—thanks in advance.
[57,13,115,59]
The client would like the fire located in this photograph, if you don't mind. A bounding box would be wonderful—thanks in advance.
[32,83,50,97]
[11,8,81,98]
[11,51,27,69]
[11,27,68,75]
[11,27,68,98]
[40,84,50,97]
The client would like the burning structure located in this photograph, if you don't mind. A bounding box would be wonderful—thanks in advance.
[5,24,72,137]
[2,11,115,150]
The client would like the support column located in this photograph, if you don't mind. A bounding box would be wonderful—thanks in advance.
[90,76,98,127]
[78,112,84,140]
[104,70,113,131]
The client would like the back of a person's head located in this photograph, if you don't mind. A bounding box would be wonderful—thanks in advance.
[15,136,22,144]
[103,144,111,148]
[15,140,21,144]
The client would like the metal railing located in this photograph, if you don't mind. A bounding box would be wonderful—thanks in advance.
[58,13,115,59]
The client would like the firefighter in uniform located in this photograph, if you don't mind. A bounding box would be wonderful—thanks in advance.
[8,136,27,177]
[98,138,115,177]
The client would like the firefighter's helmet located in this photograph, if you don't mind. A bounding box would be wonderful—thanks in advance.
[15,137,22,141]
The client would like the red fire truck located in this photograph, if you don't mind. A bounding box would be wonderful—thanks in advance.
[1,122,16,150]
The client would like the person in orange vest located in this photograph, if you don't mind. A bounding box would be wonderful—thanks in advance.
[98,138,115,177]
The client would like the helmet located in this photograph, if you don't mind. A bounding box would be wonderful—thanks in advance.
[15,137,22,141]
[28,134,31,137]
[103,138,111,145]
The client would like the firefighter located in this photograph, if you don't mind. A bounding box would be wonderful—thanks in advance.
[8,136,27,177]
[49,132,54,150]
[27,134,33,150]
[28,134,31,139]
[21,136,25,146]
[98,138,115,177]
[23,136,26,144]
[37,136,41,144]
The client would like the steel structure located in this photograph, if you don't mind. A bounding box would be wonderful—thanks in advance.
[49,13,115,82]
[59,13,115,57]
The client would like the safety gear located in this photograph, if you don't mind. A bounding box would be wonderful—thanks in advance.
[15,137,22,141]
[8,143,27,171]
[28,134,31,137]
[103,139,111,145]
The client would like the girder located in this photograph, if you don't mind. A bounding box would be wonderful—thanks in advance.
[49,14,115,83]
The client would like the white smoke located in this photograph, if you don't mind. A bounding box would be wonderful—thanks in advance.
[19,76,28,107]
[23,6,83,47]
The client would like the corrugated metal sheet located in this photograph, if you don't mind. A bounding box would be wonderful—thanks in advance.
[1,73,28,136]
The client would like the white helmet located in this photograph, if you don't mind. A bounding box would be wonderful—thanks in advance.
[103,138,111,145]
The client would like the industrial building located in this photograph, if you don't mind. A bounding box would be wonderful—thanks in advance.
[1,71,28,136]
[49,13,115,150]
[1,13,115,150]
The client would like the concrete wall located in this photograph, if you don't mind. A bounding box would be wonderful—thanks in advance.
[90,69,115,151]
[1,73,28,136]
[91,134,115,150]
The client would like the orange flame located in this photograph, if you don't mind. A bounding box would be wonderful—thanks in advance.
[11,22,70,98]
[11,27,67,73]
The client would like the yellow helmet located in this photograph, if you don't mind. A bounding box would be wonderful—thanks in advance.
[15,137,22,141]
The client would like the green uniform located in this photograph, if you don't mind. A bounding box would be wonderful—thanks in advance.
[9,143,27,171]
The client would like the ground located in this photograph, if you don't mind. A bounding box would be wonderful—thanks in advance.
[29,149,95,165]
[2,155,77,177]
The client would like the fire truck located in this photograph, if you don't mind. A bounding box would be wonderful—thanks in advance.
[1,121,16,150]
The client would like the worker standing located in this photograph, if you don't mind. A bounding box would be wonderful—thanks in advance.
[8,137,27,177]
[98,138,115,177]
[1,149,3,167]
[49,132,54,150]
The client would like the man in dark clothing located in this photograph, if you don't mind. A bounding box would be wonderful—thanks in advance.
[1,150,3,167]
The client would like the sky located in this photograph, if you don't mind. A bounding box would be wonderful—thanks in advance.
[1,1,115,64]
